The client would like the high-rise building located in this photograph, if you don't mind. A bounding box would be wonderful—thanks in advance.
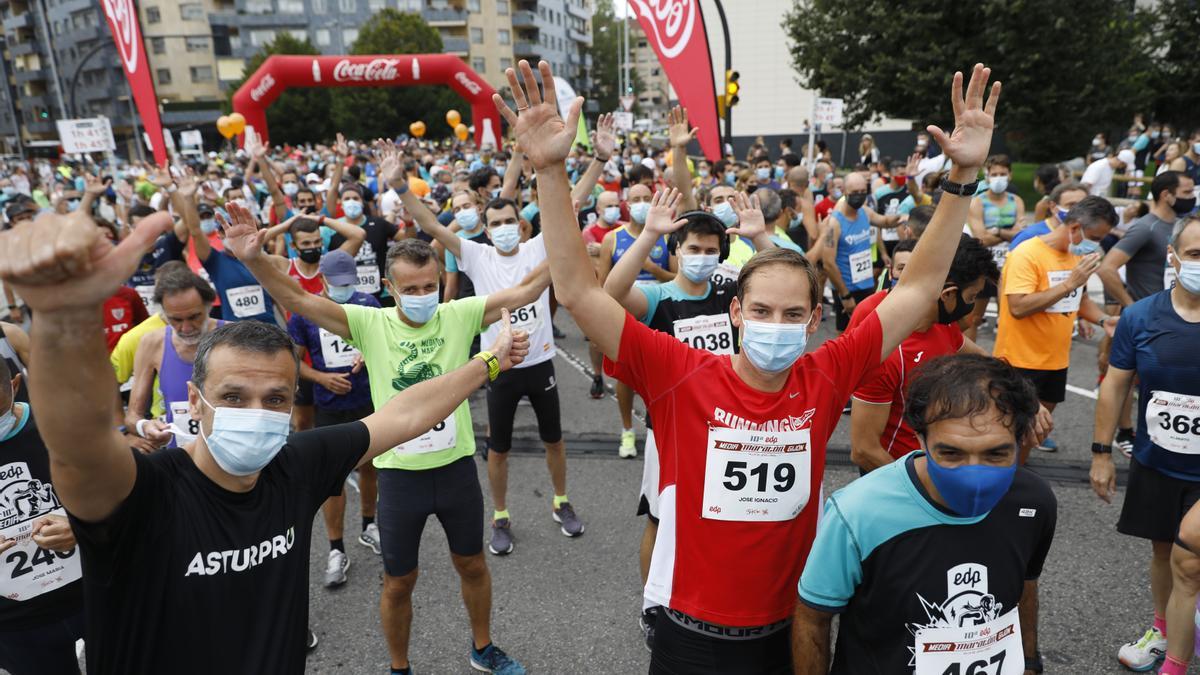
[627,17,669,127]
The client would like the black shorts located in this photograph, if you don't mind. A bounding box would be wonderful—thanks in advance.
[1118,457,1200,544]
[295,378,314,407]
[650,609,791,675]
[485,360,563,452]
[376,456,484,576]
[834,288,877,332]
[1012,366,1068,404]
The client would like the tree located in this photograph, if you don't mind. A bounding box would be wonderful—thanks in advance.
[785,0,1154,161]
[1148,0,1200,130]
[331,9,471,141]
[589,0,644,117]
[224,33,333,144]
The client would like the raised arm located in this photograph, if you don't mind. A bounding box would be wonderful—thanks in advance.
[481,260,552,326]
[1,322,30,366]
[875,64,1002,360]
[603,188,685,320]
[0,210,176,521]
[570,153,606,207]
[500,149,524,201]
[322,215,366,256]
[361,309,528,465]
[79,173,106,216]
[220,202,352,339]
[667,106,699,212]
[325,133,348,215]
[379,147,462,259]
[494,60,628,359]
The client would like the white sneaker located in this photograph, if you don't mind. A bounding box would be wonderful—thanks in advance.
[358,523,382,555]
[324,549,349,588]
[618,430,637,458]
[1117,626,1166,671]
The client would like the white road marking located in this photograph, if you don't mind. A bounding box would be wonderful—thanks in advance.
[555,348,646,425]
[1066,384,1098,400]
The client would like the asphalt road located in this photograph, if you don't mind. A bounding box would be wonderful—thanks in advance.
[300,288,1195,674]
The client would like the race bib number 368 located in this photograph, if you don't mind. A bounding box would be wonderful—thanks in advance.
[1147,390,1200,454]
[701,426,810,522]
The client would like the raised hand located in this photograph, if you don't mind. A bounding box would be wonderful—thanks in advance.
[378,142,406,187]
[83,173,106,197]
[904,152,922,179]
[0,208,172,312]
[593,113,617,161]
[217,201,267,262]
[176,166,199,199]
[493,60,583,170]
[926,63,1001,171]
[150,165,173,190]
[334,132,349,158]
[116,180,134,204]
[645,188,686,237]
[727,192,767,239]
[244,126,267,160]
[489,308,530,371]
[668,106,699,149]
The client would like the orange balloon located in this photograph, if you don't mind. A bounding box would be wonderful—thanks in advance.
[228,112,246,135]
[409,121,426,138]
[454,123,469,141]
[446,110,462,127]
[216,115,235,139]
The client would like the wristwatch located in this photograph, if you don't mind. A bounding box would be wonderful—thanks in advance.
[394,180,409,196]
[939,175,980,197]
[840,293,853,301]
[1091,442,1113,455]
[1025,652,1044,673]
[473,350,500,382]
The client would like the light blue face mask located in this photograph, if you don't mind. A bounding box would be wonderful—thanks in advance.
[456,207,481,232]
[602,206,621,224]
[680,254,720,283]
[200,218,219,235]
[740,317,813,373]
[1175,259,1200,294]
[342,200,364,219]
[629,202,650,225]
[1070,236,1102,257]
[712,202,738,227]
[198,393,292,476]
[756,167,771,181]
[520,202,539,222]
[400,290,439,324]
[495,166,507,178]
[327,284,355,303]
[490,187,502,200]
[490,223,521,252]
[789,213,803,230]
[0,405,17,441]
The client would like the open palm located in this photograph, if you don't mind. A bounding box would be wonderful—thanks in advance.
[218,202,267,261]
[927,64,1001,171]
[493,60,582,170]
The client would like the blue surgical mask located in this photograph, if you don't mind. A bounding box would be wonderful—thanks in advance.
[698,169,710,178]
[603,206,621,224]
[282,182,300,197]
[490,187,501,200]
[456,207,481,231]
[0,405,17,441]
[1175,259,1200,294]
[740,317,812,373]
[712,201,738,227]
[756,167,771,181]
[680,254,720,283]
[924,450,1017,517]
[629,202,650,225]
[400,290,439,324]
[725,172,737,185]
[327,284,355,303]
[988,176,1009,194]
[789,214,803,230]
[490,223,521,252]
[1070,237,1102,257]
[200,218,219,235]
[631,154,643,165]
[520,202,539,222]
[198,393,292,476]
[342,200,363,219]
[774,166,786,180]
[67,199,80,212]
[495,165,507,178]
[1054,206,1070,222]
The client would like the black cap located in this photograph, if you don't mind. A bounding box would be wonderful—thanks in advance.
[197,202,215,217]
[5,198,37,222]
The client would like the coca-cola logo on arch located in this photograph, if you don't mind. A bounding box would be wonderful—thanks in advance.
[102,0,140,72]
[333,58,401,83]
[250,73,276,102]
[629,0,695,60]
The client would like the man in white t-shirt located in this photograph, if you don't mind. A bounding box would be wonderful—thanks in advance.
[1082,149,1133,197]
[381,149,582,557]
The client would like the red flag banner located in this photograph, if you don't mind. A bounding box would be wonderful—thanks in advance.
[101,0,167,164]
[627,0,721,160]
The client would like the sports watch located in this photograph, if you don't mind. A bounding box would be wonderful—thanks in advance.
[473,350,500,382]
[939,176,980,197]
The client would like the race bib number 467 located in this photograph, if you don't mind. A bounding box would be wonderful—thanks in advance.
[701,426,810,522]
[915,607,1024,675]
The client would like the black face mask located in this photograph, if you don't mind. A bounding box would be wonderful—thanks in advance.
[937,286,975,324]
[846,193,868,210]
[1172,196,1196,216]
[297,247,322,264]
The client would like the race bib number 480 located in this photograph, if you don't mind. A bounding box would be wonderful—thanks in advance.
[915,607,1024,675]
[1147,390,1200,454]
[226,285,266,318]
[701,426,810,522]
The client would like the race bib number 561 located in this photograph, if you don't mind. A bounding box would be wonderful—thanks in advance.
[701,426,810,522]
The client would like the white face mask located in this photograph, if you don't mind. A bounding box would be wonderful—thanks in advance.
[197,393,292,476]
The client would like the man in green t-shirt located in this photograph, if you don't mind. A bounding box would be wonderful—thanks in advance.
[230,224,549,675]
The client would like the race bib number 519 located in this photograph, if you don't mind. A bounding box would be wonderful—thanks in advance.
[701,426,810,522]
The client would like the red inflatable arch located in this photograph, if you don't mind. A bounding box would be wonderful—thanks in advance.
[231,54,501,148]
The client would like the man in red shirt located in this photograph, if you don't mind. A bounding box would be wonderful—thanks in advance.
[848,235,998,472]
[497,59,1002,671]
[102,286,149,353]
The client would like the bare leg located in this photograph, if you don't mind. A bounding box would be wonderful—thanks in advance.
[487,450,510,513]
[588,342,604,379]
[617,381,634,430]
[1153,540,1175,618]
[545,439,567,497]
[322,493,345,543]
[359,464,377,520]
[1165,543,1200,661]
[381,570,418,670]
[452,552,493,650]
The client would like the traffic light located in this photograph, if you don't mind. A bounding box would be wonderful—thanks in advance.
[724,70,740,108]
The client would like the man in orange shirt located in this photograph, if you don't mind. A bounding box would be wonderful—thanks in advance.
[994,195,1118,452]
